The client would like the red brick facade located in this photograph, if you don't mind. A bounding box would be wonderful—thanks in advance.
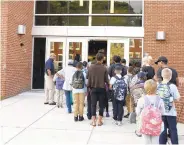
[1,1,34,98]
[144,1,184,123]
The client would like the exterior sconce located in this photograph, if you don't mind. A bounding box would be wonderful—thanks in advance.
[79,0,83,6]
[17,25,26,35]
[156,31,166,40]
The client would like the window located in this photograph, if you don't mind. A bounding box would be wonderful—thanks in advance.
[34,0,143,27]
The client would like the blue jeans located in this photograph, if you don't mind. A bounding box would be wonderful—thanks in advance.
[64,91,72,113]
[159,116,178,145]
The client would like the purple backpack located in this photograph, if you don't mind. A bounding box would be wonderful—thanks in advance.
[56,78,64,90]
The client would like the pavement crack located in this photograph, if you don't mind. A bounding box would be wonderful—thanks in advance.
[4,106,56,144]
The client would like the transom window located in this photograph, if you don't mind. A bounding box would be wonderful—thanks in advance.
[35,0,143,26]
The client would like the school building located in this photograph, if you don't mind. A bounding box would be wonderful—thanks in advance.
[1,0,184,123]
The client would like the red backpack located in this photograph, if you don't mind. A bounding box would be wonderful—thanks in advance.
[140,96,162,136]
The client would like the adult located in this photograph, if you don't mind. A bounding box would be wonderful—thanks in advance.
[44,53,56,105]
[88,53,109,126]
[154,56,179,87]
[141,56,155,80]
[108,55,127,78]
[56,59,76,113]
[73,54,81,67]
[121,58,128,75]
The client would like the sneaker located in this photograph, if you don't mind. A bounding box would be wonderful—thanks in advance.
[124,113,130,118]
[135,131,142,137]
[112,120,118,125]
[44,102,49,105]
[74,116,78,122]
[117,121,123,126]
[106,112,110,117]
[49,102,56,105]
[79,116,84,121]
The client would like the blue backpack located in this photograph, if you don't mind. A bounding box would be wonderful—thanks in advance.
[156,83,173,113]
[56,77,64,90]
[113,76,127,101]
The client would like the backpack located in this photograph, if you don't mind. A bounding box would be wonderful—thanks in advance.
[130,82,145,105]
[113,76,127,101]
[140,96,162,136]
[56,77,64,90]
[72,71,85,89]
[156,83,173,113]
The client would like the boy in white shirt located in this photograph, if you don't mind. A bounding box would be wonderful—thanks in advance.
[110,66,127,126]
[158,68,180,144]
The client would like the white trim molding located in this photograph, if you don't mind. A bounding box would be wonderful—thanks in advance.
[32,26,144,38]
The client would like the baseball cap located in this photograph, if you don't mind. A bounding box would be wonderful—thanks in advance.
[137,72,147,79]
[155,56,168,64]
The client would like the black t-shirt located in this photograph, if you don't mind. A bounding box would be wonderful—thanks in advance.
[108,63,127,78]
[142,66,155,80]
[157,67,178,85]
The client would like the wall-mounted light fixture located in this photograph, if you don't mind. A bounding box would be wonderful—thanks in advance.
[17,25,26,35]
[156,31,166,41]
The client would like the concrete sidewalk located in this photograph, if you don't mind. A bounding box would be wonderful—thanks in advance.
[0,91,184,145]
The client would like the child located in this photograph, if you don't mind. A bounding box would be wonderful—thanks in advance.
[110,66,127,126]
[157,68,180,145]
[123,66,134,118]
[136,79,165,145]
[129,72,147,126]
[72,62,87,122]
[53,72,65,108]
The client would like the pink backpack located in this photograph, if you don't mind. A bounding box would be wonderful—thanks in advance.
[140,96,162,136]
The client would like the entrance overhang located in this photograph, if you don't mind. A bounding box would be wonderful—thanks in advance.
[32,26,144,38]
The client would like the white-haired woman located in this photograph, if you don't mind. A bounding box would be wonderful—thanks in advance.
[141,56,155,80]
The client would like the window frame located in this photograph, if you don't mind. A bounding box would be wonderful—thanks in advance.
[33,0,144,27]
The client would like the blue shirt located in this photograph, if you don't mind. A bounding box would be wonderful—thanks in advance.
[45,58,55,75]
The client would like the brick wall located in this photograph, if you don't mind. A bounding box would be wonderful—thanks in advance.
[1,1,34,98]
[144,1,184,123]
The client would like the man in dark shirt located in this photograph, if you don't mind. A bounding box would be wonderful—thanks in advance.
[155,56,179,87]
[44,53,56,105]
[108,56,127,78]
[88,53,109,126]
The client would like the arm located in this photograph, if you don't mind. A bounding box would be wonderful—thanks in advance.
[136,98,144,116]
[105,69,109,85]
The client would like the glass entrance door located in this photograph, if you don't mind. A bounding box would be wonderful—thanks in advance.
[47,38,66,72]
[107,39,129,66]
[66,38,87,65]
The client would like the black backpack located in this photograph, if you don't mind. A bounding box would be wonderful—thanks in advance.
[72,71,85,89]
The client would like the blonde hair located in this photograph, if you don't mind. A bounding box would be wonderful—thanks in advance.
[144,79,157,95]
[162,68,172,81]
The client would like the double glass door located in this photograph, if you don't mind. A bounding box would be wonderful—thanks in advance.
[47,38,87,72]
[46,38,129,72]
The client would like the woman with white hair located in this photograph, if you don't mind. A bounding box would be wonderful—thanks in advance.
[142,56,155,80]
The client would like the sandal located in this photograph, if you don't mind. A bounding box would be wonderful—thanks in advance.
[98,122,103,126]
[90,122,96,127]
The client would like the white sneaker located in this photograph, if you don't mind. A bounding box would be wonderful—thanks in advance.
[112,120,118,125]
[117,121,123,126]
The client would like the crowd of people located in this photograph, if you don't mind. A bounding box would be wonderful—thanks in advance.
[44,52,181,145]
